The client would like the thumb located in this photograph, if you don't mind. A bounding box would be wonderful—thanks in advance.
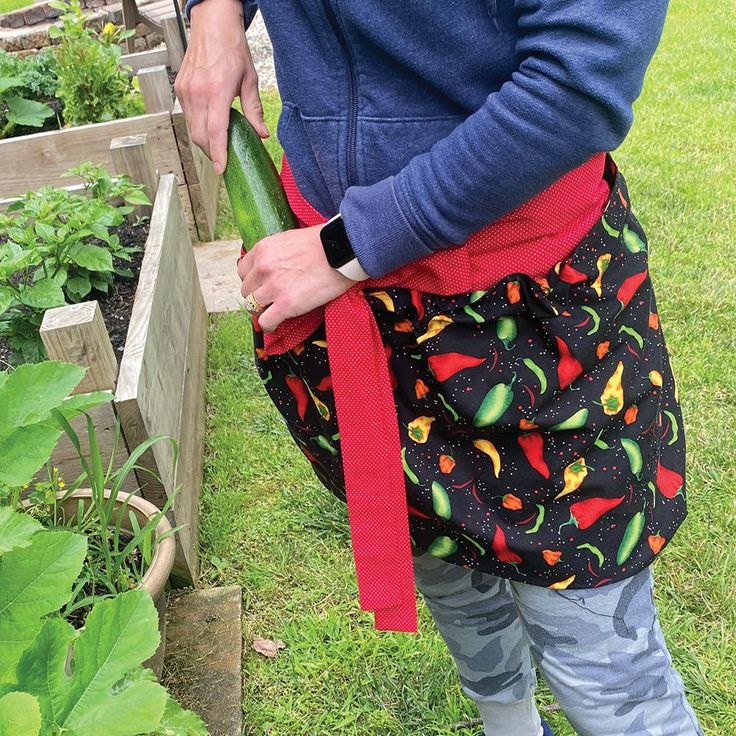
[240,76,269,139]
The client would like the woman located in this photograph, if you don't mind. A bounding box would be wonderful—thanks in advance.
[176,1,703,734]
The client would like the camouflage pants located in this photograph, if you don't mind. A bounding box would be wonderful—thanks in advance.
[413,552,703,736]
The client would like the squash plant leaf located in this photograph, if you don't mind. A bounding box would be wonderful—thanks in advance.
[0,361,85,433]
[0,529,87,684]
[0,424,62,487]
[153,694,209,735]
[15,590,167,736]
[0,691,42,736]
[0,506,43,555]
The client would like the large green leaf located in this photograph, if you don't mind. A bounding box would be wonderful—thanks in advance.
[0,77,22,95]
[0,362,85,435]
[0,287,13,315]
[66,244,113,272]
[0,507,42,556]
[154,695,209,735]
[0,424,62,487]
[15,591,167,736]
[4,96,54,128]
[0,691,41,736]
[18,277,66,310]
[0,529,86,684]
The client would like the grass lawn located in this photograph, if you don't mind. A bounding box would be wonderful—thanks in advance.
[0,0,34,14]
[201,0,736,732]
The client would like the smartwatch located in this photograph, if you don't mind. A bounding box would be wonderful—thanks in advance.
[319,214,370,281]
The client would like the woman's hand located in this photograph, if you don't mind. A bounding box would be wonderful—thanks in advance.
[237,225,357,332]
[174,0,268,175]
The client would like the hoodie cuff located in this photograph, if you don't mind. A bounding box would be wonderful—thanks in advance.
[339,176,436,279]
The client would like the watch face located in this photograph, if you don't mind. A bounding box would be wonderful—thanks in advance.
[321,216,355,269]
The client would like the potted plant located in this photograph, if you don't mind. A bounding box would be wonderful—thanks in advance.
[0,359,184,675]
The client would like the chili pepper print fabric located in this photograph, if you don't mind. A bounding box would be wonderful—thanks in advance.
[252,168,687,590]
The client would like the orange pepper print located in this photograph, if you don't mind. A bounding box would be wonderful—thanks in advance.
[439,454,456,474]
[542,550,562,566]
[415,379,430,399]
[502,493,523,511]
[506,280,521,304]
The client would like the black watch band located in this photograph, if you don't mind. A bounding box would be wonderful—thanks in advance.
[320,214,356,269]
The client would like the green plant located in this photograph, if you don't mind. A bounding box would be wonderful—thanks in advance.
[0,360,183,621]
[49,0,144,126]
[0,164,149,363]
[0,48,59,101]
[0,361,112,495]
[0,507,208,735]
[0,76,54,138]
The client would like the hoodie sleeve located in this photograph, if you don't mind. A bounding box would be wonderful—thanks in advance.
[339,0,669,278]
[183,0,258,29]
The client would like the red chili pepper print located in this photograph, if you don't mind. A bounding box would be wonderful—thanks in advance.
[656,462,683,499]
[558,262,588,284]
[285,374,309,421]
[492,525,523,564]
[555,336,583,389]
[316,376,333,392]
[559,496,625,532]
[410,289,425,321]
[517,433,550,479]
[428,353,487,382]
[617,270,648,308]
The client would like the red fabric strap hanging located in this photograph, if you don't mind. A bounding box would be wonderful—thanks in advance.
[254,153,610,632]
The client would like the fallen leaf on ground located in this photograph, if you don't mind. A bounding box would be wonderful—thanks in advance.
[252,638,287,658]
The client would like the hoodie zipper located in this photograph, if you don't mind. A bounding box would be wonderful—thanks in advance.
[322,0,359,188]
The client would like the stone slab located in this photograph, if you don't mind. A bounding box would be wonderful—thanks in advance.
[162,585,243,736]
[193,239,245,314]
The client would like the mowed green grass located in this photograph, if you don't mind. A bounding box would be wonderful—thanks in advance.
[0,0,34,13]
[200,0,736,733]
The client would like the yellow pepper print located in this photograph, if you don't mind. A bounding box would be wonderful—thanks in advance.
[416,315,454,344]
[312,340,328,348]
[472,438,502,478]
[600,360,625,415]
[649,370,663,387]
[591,253,612,297]
[367,291,395,312]
[555,457,588,500]
[549,575,576,590]
[407,416,435,443]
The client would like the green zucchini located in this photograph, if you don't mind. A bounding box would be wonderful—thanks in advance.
[223,108,297,249]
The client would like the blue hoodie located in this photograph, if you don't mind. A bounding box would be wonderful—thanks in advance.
[184,0,669,278]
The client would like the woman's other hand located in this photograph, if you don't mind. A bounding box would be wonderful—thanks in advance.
[237,225,357,332]
[174,0,269,175]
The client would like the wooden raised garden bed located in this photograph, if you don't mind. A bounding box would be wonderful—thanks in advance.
[0,58,219,242]
[39,170,208,587]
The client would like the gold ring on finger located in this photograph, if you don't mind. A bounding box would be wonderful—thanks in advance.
[244,291,265,315]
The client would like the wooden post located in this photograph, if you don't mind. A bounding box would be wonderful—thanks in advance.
[40,301,118,394]
[138,65,173,114]
[121,0,138,55]
[161,16,186,72]
[110,133,159,218]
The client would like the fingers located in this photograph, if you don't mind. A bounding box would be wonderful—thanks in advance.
[207,93,233,175]
[240,68,269,139]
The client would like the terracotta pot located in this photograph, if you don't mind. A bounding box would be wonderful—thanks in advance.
[23,489,175,676]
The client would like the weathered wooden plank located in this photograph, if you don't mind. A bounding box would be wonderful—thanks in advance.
[171,97,220,240]
[110,133,159,219]
[40,301,118,394]
[0,112,184,201]
[121,47,170,73]
[177,183,198,239]
[115,173,198,584]
[138,65,173,114]
[171,97,198,184]
[161,16,185,72]
[169,263,207,584]
[187,181,218,242]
